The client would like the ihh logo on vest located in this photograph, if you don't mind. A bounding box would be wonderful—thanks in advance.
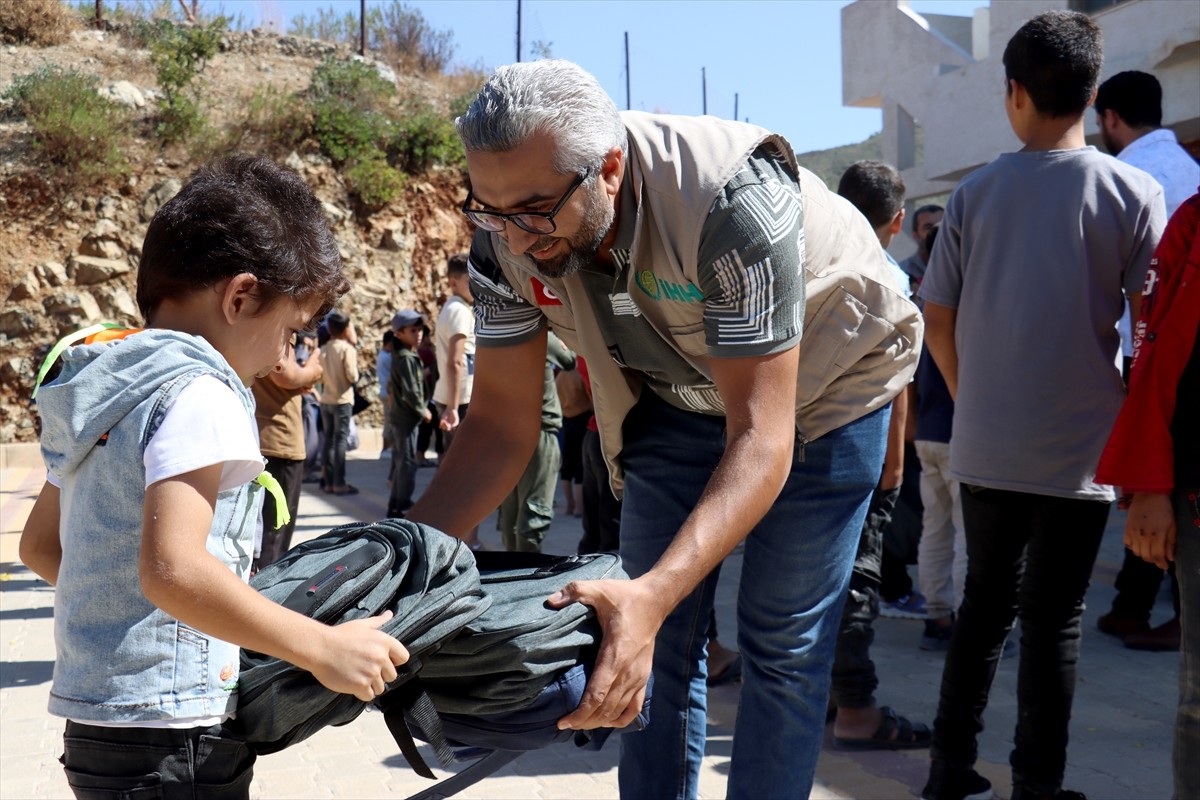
[636,270,703,303]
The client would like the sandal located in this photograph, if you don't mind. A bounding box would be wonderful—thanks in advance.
[833,706,931,751]
[331,485,359,496]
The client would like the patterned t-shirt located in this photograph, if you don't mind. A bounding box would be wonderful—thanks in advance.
[469,146,805,417]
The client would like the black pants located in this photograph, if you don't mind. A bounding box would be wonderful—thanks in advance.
[830,486,898,708]
[255,455,303,572]
[578,428,621,554]
[61,721,255,800]
[1110,547,1180,620]
[930,485,1108,795]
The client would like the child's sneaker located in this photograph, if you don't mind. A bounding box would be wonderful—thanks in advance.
[882,592,928,619]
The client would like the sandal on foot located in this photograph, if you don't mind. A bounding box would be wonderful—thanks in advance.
[833,706,931,751]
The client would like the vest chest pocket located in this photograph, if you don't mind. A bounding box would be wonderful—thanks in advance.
[797,287,891,407]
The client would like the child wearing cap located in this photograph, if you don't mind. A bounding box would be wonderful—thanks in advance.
[387,310,432,517]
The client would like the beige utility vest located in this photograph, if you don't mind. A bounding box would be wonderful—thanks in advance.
[490,111,923,494]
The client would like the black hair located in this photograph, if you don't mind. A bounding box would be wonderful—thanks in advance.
[1002,10,1103,119]
[911,204,944,233]
[924,222,941,256]
[326,310,350,337]
[447,252,469,279]
[382,330,395,347]
[836,160,906,230]
[1094,70,1163,128]
[136,154,349,324]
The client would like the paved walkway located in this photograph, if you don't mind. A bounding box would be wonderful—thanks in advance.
[0,435,1178,799]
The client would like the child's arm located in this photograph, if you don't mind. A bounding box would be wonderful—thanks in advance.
[922,302,959,399]
[140,465,408,701]
[19,482,62,585]
[1123,492,1175,571]
[344,345,360,387]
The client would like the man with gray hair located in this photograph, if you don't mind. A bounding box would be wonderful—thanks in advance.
[407,59,921,799]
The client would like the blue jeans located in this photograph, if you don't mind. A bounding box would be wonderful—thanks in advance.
[616,393,886,800]
[1175,488,1200,800]
[388,420,421,517]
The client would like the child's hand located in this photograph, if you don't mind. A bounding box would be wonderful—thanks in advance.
[308,611,409,702]
[422,408,433,423]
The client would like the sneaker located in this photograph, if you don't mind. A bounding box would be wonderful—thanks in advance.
[921,617,954,651]
[921,761,993,800]
[882,592,928,620]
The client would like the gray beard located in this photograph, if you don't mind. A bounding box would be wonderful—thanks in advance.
[532,186,615,280]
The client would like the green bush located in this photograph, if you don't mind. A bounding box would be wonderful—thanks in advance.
[3,66,129,184]
[389,100,463,173]
[223,86,310,156]
[147,17,226,142]
[345,154,407,210]
[309,58,396,165]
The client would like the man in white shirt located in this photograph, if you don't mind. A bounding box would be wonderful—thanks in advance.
[1096,71,1200,218]
[432,252,481,548]
[433,253,476,440]
[1095,69,1200,653]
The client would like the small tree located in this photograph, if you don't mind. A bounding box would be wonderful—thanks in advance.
[148,16,225,142]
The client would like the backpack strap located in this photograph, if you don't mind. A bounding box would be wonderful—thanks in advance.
[32,323,134,399]
[402,749,522,800]
[375,661,455,779]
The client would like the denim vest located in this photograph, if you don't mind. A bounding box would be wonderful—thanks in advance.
[38,329,263,722]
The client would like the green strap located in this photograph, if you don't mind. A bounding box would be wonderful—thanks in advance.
[255,471,292,530]
[32,322,124,400]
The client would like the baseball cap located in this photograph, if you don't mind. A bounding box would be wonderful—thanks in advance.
[391,309,424,330]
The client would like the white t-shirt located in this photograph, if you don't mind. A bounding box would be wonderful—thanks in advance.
[51,374,263,729]
[433,295,476,407]
[47,375,263,490]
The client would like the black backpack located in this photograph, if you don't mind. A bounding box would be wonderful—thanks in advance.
[231,519,650,799]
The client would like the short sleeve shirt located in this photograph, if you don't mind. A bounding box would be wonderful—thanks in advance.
[433,296,476,406]
[918,147,1165,499]
[469,147,804,417]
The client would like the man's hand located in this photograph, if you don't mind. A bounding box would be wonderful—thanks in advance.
[306,611,410,702]
[1124,492,1176,570]
[439,406,460,431]
[547,577,667,731]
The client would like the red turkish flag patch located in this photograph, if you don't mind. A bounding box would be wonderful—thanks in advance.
[531,278,563,306]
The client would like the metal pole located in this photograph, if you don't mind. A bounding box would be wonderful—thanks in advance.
[516,0,522,62]
[359,0,366,56]
[625,32,631,110]
[702,68,707,115]
[95,0,102,29]
[734,93,738,121]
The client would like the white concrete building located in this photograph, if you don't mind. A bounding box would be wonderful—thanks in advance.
[841,0,1200,202]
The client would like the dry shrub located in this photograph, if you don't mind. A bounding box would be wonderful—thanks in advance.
[0,0,77,46]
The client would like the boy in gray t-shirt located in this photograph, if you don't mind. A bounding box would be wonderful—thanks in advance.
[917,11,1165,800]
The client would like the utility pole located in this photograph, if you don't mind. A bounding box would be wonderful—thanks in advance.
[624,32,631,110]
[359,0,365,56]
[702,67,707,115]
[734,93,738,121]
[516,0,522,62]
[95,0,103,29]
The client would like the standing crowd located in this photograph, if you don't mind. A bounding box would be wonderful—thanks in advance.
[20,8,1199,800]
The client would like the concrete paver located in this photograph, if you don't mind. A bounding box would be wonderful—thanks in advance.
[1,436,1177,799]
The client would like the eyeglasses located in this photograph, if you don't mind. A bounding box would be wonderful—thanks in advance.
[462,168,592,235]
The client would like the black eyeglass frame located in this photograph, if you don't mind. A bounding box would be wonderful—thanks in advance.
[461,167,593,235]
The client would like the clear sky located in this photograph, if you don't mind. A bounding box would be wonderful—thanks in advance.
[212,0,989,154]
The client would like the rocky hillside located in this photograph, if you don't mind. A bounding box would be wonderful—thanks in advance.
[0,24,474,443]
